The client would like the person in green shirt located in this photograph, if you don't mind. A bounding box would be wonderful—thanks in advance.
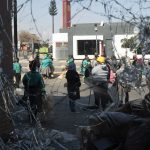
[41,54,53,79]
[13,58,22,88]
[22,60,45,119]
[80,54,91,76]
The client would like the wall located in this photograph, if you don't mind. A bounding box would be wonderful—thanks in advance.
[52,33,68,59]
[58,22,135,59]
[68,22,135,58]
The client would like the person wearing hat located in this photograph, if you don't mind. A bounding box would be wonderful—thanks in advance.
[91,56,112,110]
[22,60,45,120]
[65,63,81,112]
[92,56,109,81]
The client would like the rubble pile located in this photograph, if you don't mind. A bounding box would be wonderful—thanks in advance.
[0,74,16,139]
[0,127,55,150]
[0,127,77,150]
[0,73,74,150]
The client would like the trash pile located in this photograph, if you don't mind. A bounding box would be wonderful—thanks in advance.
[0,74,16,139]
[0,126,77,150]
[0,73,77,150]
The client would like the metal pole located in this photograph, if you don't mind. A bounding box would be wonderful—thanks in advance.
[94,24,98,54]
[14,0,18,59]
[96,31,98,54]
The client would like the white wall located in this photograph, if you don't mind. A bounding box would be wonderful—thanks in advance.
[73,35,103,59]
[52,33,68,59]
[114,34,150,59]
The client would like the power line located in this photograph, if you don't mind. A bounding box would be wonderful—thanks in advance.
[18,1,50,23]
[17,0,30,12]
[30,0,43,40]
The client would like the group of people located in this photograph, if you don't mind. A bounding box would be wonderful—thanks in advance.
[12,53,118,122]
[12,53,54,122]
[13,53,54,88]
[64,53,118,112]
[13,52,137,116]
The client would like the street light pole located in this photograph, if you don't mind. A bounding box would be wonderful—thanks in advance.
[94,24,98,54]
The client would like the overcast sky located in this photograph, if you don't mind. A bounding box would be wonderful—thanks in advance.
[17,0,150,41]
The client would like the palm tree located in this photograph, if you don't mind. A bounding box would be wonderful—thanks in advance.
[49,0,58,33]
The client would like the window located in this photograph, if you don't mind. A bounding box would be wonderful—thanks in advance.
[77,40,99,55]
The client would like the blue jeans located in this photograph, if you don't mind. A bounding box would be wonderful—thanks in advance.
[69,99,76,112]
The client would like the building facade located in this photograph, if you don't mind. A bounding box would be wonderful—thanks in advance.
[0,0,13,78]
[52,22,136,59]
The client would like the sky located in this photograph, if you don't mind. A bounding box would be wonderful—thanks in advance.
[17,0,106,41]
[17,0,150,41]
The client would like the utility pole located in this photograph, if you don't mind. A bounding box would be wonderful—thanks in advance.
[94,24,98,54]
[14,0,18,59]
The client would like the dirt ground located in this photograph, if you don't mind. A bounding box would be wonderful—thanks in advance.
[42,76,100,150]
[16,72,147,150]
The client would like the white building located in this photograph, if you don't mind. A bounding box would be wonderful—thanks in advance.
[52,22,143,60]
